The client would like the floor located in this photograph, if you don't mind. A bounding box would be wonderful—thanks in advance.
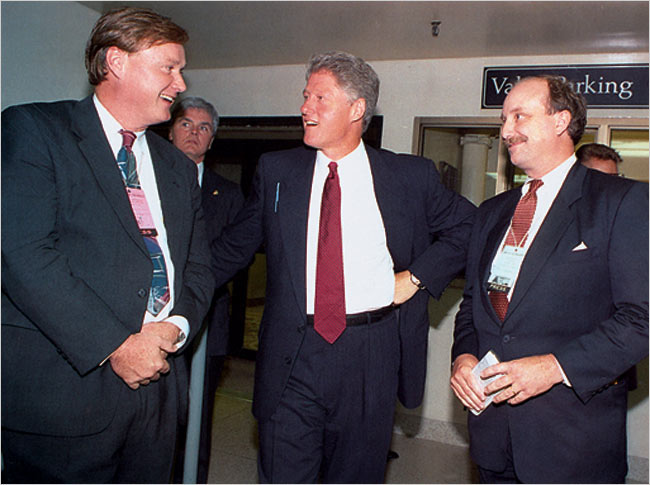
[206,356,479,484]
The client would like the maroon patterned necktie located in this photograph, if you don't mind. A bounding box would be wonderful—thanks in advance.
[314,161,346,343]
[489,179,543,321]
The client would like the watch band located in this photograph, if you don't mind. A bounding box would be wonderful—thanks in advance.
[410,272,426,290]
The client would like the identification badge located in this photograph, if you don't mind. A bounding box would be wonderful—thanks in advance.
[126,187,156,232]
[487,245,525,293]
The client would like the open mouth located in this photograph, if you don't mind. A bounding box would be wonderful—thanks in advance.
[160,94,175,103]
[304,120,318,127]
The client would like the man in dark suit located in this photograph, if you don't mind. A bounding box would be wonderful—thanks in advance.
[211,51,476,483]
[450,75,648,483]
[169,96,244,483]
[1,7,214,483]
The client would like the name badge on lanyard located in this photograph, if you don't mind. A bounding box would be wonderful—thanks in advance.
[487,245,525,293]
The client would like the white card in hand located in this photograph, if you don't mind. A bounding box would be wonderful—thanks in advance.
[470,350,502,416]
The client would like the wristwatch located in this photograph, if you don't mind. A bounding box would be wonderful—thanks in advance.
[410,272,426,291]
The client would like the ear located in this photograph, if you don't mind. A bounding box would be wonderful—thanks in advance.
[104,46,128,80]
[554,110,571,136]
[168,131,174,142]
[350,98,366,124]
[208,136,215,150]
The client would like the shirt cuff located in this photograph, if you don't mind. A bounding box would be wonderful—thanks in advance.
[551,354,572,387]
[163,315,190,349]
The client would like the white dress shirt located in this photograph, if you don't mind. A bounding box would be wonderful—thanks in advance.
[306,142,395,314]
[93,96,188,342]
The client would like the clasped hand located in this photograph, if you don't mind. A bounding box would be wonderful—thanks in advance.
[450,353,564,412]
[109,321,180,390]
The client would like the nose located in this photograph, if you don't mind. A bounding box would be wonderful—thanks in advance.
[301,96,313,117]
[174,71,187,94]
[501,116,513,140]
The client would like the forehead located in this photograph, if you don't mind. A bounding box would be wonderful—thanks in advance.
[304,70,343,92]
[503,79,549,112]
[136,42,186,66]
[176,107,212,124]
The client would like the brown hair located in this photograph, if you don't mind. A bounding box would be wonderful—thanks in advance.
[85,7,188,86]
[576,143,623,165]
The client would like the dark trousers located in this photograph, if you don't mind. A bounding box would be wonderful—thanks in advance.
[2,375,178,484]
[257,311,400,483]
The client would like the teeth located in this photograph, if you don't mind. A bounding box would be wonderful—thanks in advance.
[160,94,174,102]
[305,121,318,126]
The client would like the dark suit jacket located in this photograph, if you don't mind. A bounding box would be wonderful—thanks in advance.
[200,168,244,356]
[452,162,649,483]
[1,97,214,436]
[212,144,475,420]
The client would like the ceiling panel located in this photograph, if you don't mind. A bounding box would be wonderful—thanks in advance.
[80,1,649,69]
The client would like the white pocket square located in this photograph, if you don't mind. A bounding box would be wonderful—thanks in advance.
[572,241,588,251]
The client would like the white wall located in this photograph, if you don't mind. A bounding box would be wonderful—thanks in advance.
[2,0,648,469]
[1,2,98,108]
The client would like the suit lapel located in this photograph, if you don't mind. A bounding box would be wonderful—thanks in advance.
[278,149,316,317]
[366,146,411,269]
[72,97,148,256]
[148,133,187,265]
[505,164,585,322]
[479,190,520,323]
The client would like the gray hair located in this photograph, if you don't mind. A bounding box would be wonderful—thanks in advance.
[306,51,379,133]
[170,96,219,134]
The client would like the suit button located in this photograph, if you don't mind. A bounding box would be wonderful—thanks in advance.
[137,288,147,298]
[297,325,305,333]
[503,335,511,343]
[284,357,292,365]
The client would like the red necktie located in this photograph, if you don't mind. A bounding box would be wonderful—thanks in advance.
[489,179,543,321]
[314,162,346,343]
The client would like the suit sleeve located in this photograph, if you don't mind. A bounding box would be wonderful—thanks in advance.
[167,162,216,341]
[554,182,649,402]
[1,106,132,375]
[408,159,476,299]
[211,157,267,288]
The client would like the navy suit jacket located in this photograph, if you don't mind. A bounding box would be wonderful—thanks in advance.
[1,97,214,436]
[452,162,648,483]
[200,168,244,356]
[212,144,475,420]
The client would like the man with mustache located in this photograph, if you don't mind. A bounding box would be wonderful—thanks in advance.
[450,75,648,483]
[1,7,214,483]
[211,51,476,482]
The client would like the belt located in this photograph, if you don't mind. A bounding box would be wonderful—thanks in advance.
[306,305,395,327]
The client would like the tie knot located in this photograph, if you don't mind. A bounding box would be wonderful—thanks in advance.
[119,129,137,152]
[528,179,543,194]
[328,161,338,173]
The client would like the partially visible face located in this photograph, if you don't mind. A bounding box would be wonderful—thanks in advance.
[121,42,187,131]
[169,107,215,164]
[300,69,363,161]
[500,78,565,177]
[582,157,618,175]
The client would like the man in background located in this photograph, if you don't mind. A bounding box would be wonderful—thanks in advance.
[576,142,623,175]
[1,7,214,483]
[169,96,244,483]
[450,75,647,483]
[211,51,475,482]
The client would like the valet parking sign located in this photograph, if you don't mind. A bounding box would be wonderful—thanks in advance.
[482,64,649,108]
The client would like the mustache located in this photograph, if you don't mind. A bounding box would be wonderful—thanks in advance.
[504,136,527,148]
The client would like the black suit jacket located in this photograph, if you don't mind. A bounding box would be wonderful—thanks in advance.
[452,162,649,482]
[212,144,475,420]
[200,168,244,356]
[1,97,214,436]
